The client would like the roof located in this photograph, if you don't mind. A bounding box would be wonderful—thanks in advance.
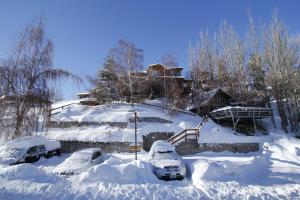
[77,92,90,96]
[188,88,232,110]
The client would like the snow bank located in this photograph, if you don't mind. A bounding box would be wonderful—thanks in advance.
[72,157,158,185]
[0,163,60,183]
[189,135,300,199]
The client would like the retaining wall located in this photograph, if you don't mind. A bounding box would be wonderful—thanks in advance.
[59,141,132,153]
[175,140,260,155]
[49,121,128,128]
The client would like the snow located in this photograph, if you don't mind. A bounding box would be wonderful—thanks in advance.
[54,148,102,175]
[39,100,280,144]
[0,134,300,199]
[149,140,175,158]
[2,136,60,152]
[40,103,201,143]
[71,156,158,185]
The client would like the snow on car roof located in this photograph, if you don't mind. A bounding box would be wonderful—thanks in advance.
[154,145,175,153]
[4,136,60,151]
[77,148,102,154]
[149,140,175,156]
[5,136,48,149]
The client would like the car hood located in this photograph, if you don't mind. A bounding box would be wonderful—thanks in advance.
[55,161,91,175]
[153,159,182,168]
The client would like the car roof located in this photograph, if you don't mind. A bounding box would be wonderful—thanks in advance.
[149,140,175,156]
[152,140,174,148]
[77,148,102,154]
[5,136,48,149]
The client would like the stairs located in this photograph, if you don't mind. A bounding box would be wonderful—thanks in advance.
[167,116,209,146]
[167,128,199,145]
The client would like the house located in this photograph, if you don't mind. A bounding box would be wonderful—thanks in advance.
[77,92,99,106]
[188,88,232,116]
[77,92,91,99]
[134,63,193,94]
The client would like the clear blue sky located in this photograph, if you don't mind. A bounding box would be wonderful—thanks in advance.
[0,0,300,99]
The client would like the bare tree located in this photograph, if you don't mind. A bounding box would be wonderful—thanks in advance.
[264,10,300,132]
[0,19,79,139]
[110,39,144,105]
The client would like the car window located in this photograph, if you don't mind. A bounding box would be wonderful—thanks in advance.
[154,151,178,160]
[91,151,101,160]
[27,147,37,155]
[26,145,45,155]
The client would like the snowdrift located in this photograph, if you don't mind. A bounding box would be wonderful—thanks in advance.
[0,163,61,183]
[72,157,158,185]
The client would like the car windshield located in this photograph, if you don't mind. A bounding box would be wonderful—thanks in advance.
[68,152,90,163]
[154,150,178,160]
[0,147,25,158]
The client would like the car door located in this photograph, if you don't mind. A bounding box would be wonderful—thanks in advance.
[91,150,103,164]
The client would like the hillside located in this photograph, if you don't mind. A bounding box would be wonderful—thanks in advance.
[38,99,277,146]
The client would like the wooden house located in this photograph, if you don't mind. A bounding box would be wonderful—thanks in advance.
[188,88,232,116]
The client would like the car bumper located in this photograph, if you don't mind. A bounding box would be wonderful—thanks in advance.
[154,169,185,180]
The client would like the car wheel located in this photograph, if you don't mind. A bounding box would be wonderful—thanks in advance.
[35,155,41,162]
[56,149,61,156]
[25,156,30,163]
[44,153,51,159]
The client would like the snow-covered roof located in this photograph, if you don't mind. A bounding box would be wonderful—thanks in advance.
[79,97,98,102]
[77,92,90,96]
[188,88,231,110]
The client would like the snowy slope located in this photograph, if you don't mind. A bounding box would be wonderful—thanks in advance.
[40,102,201,143]
[39,100,277,144]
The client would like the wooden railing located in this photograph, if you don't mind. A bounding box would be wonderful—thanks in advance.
[167,128,199,145]
[167,116,208,145]
[50,102,80,115]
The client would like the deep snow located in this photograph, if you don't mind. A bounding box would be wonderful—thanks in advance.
[0,134,300,200]
[39,100,273,144]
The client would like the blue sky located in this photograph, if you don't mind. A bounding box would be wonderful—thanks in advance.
[0,0,300,99]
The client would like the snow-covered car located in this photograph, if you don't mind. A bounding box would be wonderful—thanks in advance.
[54,148,104,177]
[149,140,186,180]
[0,136,61,165]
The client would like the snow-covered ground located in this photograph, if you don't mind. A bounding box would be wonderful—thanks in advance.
[39,100,274,144]
[0,134,299,200]
[39,101,201,143]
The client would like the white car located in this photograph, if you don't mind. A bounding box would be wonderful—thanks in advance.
[55,148,104,177]
[0,136,61,165]
[149,140,186,180]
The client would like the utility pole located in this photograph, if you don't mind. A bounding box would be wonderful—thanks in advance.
[134,111,137,160]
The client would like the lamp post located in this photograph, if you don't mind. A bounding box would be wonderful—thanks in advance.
[134,111,137,160]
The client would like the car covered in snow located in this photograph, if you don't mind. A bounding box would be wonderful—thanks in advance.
[0,136,61,165]
[149,140,186,180]
[54,148,104,177]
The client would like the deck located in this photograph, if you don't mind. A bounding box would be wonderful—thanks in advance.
[210,106,273,120]
[210,106,274,133]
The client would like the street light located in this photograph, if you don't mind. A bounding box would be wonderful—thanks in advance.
[134,111,137,160]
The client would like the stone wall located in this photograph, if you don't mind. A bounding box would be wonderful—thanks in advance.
[129,117,172,123]
[175,140,260,155]
[59,139,260,155]
[142,132,174,151]
[59,141,132,153]
[49,121,128,129]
